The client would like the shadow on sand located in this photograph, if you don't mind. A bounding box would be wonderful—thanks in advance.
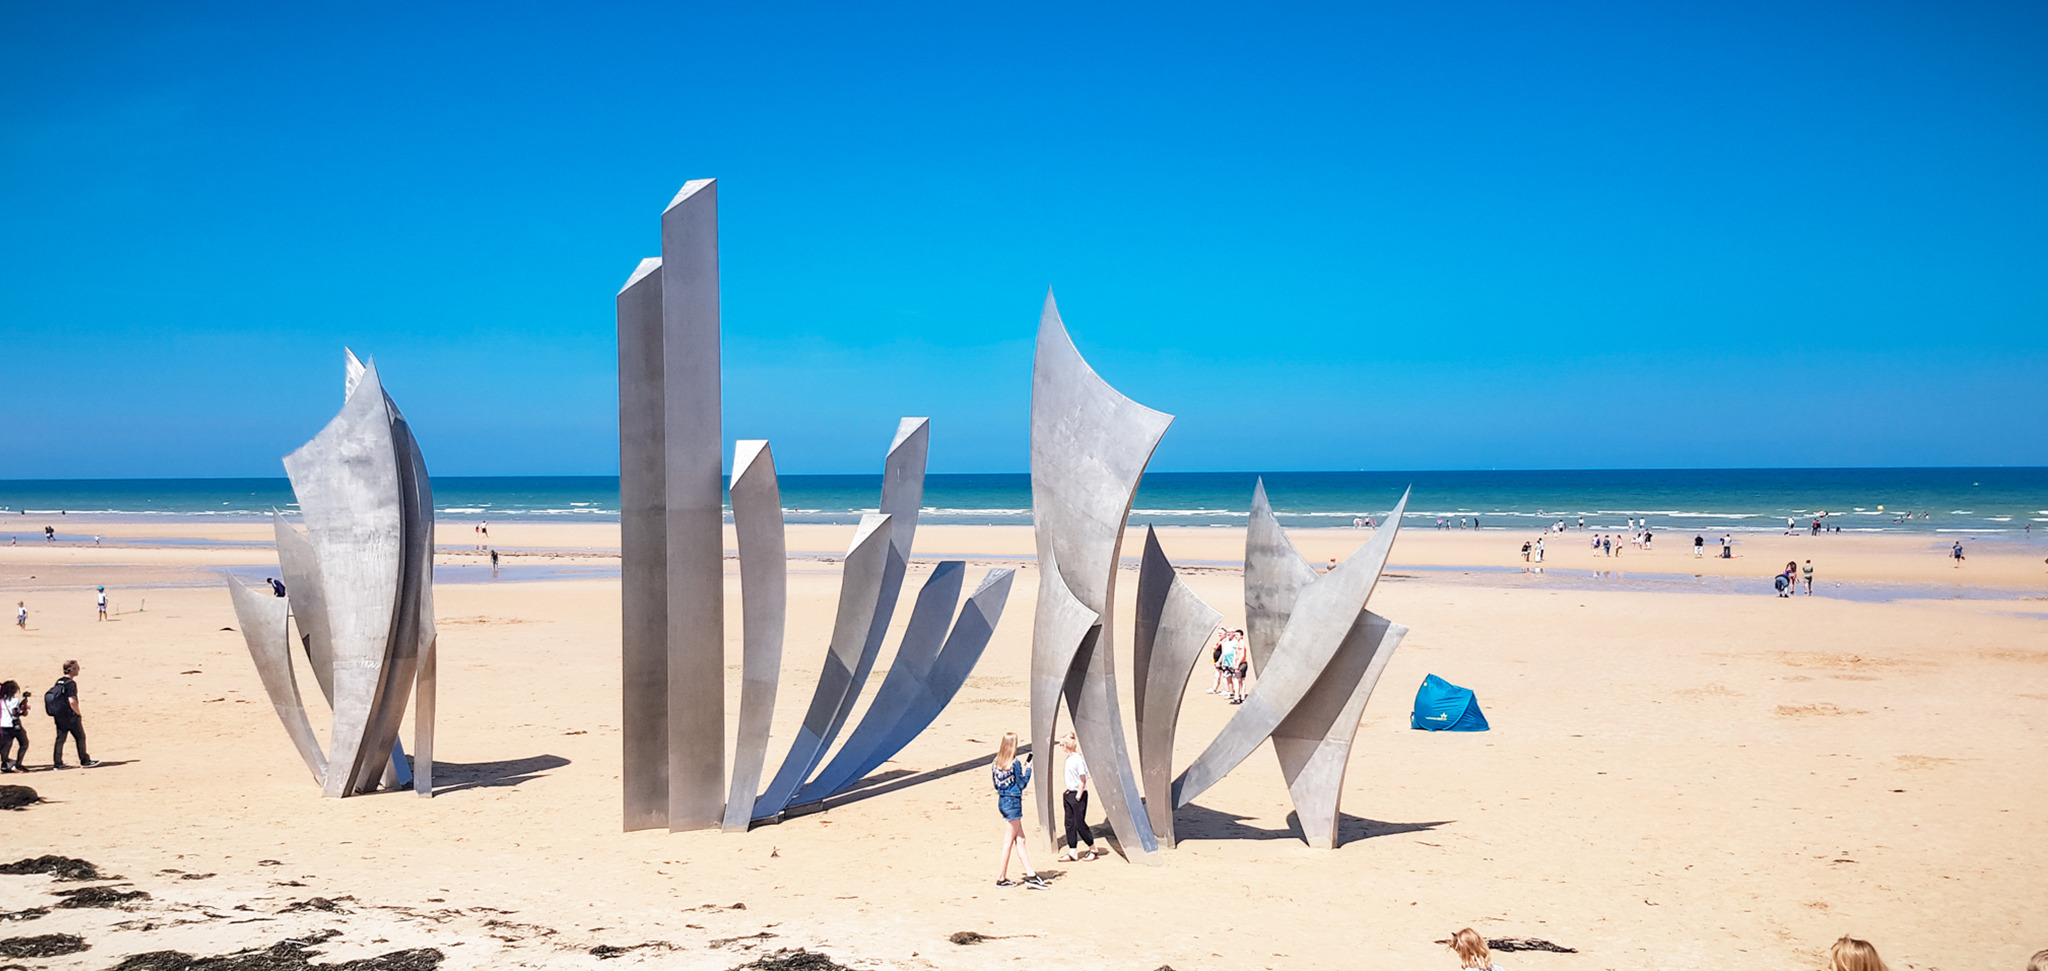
[426,754,570,795]
[1171,803,1451,848]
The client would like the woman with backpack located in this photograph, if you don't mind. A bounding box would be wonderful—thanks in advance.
[0,681,27,772]
[989,732,1047,889]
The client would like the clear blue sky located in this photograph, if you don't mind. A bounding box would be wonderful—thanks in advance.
[3,1,2044,477]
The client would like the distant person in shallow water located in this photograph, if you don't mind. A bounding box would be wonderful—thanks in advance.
[989,733,1046,890]
[1802,559,1814,595]
[1827,936,1890,971]
[1448,928,1503,970]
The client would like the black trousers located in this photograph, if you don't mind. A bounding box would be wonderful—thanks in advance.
[0,725,26,765]
[1062,789,1094,849]
[52,716,87,765]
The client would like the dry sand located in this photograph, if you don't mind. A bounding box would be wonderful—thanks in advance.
[1,524,2044,970]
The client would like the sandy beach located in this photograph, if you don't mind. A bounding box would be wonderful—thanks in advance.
[1,523,2044,969]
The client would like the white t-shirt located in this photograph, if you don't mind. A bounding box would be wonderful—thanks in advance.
[0,696,16,729]
[97,592,107,609]
[1063,751,1088,792]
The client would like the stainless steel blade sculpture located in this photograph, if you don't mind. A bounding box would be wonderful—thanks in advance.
[723,440,787,832]
[797,564,1017,805]
[230,350,438,797]
[616,179,1014,834]
[1172,488,1407,808]
[752,513,894,818]
[1131,527,1222,848]
[1028,292,1170,863]
[616,179,728,832]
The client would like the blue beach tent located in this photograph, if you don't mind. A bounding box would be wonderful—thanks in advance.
[1411,674,1489,732]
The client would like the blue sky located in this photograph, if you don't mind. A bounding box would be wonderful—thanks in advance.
[3,1,2044,476]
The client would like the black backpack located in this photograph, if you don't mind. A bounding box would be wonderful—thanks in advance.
[44,678,68,717]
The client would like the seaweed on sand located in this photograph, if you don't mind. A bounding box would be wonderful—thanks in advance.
[0,855,104,880]
[0,933,88,958]
[103,929,443,971]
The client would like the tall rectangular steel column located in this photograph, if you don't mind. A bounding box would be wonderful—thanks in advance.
[660,179,726,830]
[617,256,670,831]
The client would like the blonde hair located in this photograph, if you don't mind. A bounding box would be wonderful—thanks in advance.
[1828,937,1889,971]
[1059,732,1078,752]
[2027,948,2048,971]
[993,732,1018,769]
[1450,928,1489,968]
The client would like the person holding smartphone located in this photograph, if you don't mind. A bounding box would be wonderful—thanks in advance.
[989,733,1046,889]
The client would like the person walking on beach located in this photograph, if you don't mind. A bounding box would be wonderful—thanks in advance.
[44,525,54,543]
[1826,936,1890,971]
[1533,537,1545,563]
[1447,928,1504,970]
[1802,559,1814,595]
[0,681,28,773]
[989,733,1046,889]
[1520,540,1531,562]
[1056,733,1096,862]
[96,586,107,621]
[1951,540,1965,567]
[14,602,25,630]
[490,548,500,576]
[48,660,98,768]
[1218,632,1241,703]
[1232,629,1252,702]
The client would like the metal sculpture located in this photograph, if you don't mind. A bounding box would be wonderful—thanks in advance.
[1027,292,1170,863]
[617,178,728,833]
[616,179,1014,834]
[229,351,437,797]
[751,513,894,818]
[1131,528,1222,848]
[1171,487,1406,809]
[797,564,1017,805]
[723,440,787,832]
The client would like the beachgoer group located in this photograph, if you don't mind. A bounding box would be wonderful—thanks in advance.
[0,660,102,772]
[1207,627,1251,704]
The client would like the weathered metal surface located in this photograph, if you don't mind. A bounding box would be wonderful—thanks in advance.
[799,564,1015,804]
[660,180,727,831]
[1273,612,1407,848]
[282,362,406,798]
[1028,292,1169,861]
[791,418,928,794]
[616,255,670,830]
[1172,489,1409,808]
[1132,528,1221,848]
[723,440,786,832]
[752,513,894,819]
[228,576,327,784]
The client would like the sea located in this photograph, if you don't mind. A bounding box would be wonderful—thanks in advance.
[2,468,2044,536]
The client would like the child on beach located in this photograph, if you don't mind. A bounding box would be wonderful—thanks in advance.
[1827,936,1889,971]
[989,733,1046,889]
[1448,928,1503,970]
[14,602,24,629]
